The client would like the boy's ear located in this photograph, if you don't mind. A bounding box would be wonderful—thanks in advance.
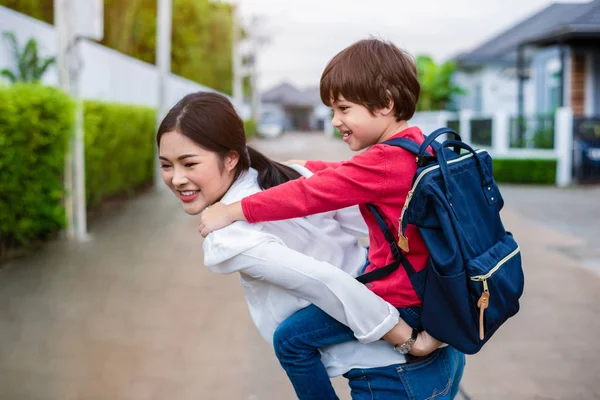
[378,90,395,116]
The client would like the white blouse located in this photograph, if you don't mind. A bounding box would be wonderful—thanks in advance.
[203,167,406,376]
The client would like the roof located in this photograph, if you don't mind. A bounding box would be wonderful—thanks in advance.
[456,1,600,66]
[525,0,600,45]
[261,82,320,107]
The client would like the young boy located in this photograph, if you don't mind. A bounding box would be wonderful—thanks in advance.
[200,38,464,399]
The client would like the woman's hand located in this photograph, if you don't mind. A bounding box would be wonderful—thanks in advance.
[410,331,443,357]
[198,201,244,237]
[382,320,443,357]
[283,159,307,167]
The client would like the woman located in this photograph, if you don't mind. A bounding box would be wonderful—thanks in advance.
[157,91,464,399]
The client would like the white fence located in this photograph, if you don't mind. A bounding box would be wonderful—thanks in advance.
[408,111,456,139]
[0,5,228,110]
[408,108,574,187]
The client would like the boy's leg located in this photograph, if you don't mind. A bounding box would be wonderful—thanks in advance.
[273,304,357,400]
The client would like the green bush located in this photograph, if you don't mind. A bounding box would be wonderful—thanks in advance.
[0,84,75,253]
[0,88,156,258]
[244,119,257,139]
[492,158,556,185]
[531,127,554,149]
[83,101,156,208]
[509,115,555,149]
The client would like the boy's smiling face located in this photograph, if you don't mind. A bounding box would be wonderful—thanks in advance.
[330,95,398,151]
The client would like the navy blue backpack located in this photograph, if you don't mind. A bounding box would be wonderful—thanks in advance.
[357,127,524,354]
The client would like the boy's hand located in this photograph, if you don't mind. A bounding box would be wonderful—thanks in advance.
[283,159,307,167]
[198,201,244,237]
[410,331,443,357]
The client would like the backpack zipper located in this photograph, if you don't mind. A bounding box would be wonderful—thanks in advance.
[397,149,487,252]
[469,246,520,340]
[469,246,520,282]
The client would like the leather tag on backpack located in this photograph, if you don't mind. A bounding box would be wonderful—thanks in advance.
[477,292,489,340]
[398,233,409,253]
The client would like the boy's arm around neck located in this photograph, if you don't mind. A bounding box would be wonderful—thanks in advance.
[242,147,388,224]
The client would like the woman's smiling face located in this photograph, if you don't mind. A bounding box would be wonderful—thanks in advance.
[159,130,237,215]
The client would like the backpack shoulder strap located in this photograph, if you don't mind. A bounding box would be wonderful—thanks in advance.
[356,204,417,284]
[380,137,438,167]
[380,137,423,155]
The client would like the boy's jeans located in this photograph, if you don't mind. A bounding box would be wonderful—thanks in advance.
[273,304,465,400]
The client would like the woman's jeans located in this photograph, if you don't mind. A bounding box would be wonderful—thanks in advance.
[343,345,465,400]
[273,304,465,400]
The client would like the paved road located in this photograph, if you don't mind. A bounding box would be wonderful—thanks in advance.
[0,132,599,399]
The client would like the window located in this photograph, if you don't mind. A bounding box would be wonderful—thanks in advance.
[474,83,483,113]
[546,58,561,113]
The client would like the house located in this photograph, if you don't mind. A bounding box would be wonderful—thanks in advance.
[453,0,600,118]
[261,82,330,131]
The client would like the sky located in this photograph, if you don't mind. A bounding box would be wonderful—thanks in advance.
[234,0,586,90]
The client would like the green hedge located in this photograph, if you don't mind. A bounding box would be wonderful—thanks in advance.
[0,86,156,257]
[493,158,557,185]
[0,84,75,252]
[84,101,156,208]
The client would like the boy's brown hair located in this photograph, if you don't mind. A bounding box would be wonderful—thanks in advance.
[320,38,420,121]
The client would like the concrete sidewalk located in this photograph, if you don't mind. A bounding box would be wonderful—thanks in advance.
[0,132,599,399]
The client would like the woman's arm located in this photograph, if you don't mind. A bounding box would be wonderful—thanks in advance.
[204,231,399,343]
[203,224,440,355]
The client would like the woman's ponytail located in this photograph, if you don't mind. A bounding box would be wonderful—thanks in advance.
[246,146,302,190]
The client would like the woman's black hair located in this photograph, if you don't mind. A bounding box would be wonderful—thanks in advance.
[156,91,301,189]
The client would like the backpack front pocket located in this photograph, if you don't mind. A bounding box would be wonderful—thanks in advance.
[467,233,524,340]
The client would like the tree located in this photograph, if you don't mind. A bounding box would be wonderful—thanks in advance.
[101,0,233,94]
[0,0,53,23]
[0,0,234,93]
[0,31,55,83]
[416,55,464,111]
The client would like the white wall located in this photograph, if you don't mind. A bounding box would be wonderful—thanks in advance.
[0,5,227,110]
[408,111,456,136]
[454,65,535,115]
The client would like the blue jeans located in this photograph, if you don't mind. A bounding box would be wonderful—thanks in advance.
[344,345,465,400]
[273,304,465,400]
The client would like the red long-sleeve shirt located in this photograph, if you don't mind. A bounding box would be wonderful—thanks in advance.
[241,126,429,307]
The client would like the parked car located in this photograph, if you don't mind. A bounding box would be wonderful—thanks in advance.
[257,114,285,138]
